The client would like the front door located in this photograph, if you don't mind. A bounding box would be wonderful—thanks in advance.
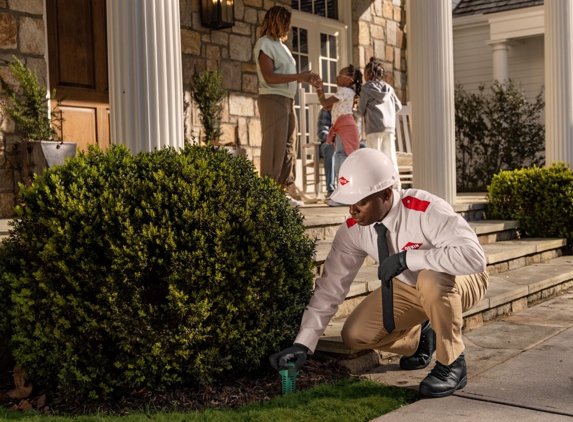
[46,0,110,151]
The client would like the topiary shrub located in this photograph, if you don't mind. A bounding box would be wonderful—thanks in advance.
[487,163,573,243]
[0,144,315,399]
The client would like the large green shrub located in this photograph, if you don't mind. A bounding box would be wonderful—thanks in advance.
[487,163,573,242]
[455,80,545,191]
[0,144,315,399]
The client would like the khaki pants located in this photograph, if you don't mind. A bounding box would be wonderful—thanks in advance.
[341,270,489,365]
[258,94,297,187]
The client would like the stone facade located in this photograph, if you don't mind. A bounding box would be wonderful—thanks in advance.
[0,0,46,218]
[0,0,407,217]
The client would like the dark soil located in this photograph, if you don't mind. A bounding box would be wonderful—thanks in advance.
[0,354,350,416]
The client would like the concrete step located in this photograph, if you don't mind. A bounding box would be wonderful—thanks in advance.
[325,238,567,322]
[316,256,573,357]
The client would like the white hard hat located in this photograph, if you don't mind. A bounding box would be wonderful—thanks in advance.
[330,149,399,205]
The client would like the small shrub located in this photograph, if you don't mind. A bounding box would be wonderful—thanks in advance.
[0,144,315,399]
[0,55,63,142]
[487,163,573,242]
[190,69,226,145]
[455,80,545,191]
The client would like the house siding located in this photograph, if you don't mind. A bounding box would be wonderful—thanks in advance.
[453,22,544,105]
[453,23,493,92]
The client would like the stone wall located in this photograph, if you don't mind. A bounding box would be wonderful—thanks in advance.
[0,0,46,217]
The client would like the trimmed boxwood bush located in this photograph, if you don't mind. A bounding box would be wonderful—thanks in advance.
[487,163,573,242]
[0,144,315,399]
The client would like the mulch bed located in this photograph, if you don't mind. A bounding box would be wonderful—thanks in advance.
[0,354,350,416]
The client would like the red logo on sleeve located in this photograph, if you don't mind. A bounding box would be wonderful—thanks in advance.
[402,196,430,212]
[402,242,423,251]
[340,177,349,185]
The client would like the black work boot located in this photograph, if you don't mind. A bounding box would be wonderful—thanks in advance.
[399,320,436,370]
[418,353,467,398]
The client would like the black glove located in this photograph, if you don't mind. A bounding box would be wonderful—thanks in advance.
[378,251,408,288]
[269,343,308,371]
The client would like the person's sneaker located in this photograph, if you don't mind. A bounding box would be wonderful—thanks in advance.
[286,195,304,207]
[419,353,467,398]
[326,198,345,207]
[400,320,436,370]
[324,190,333,200]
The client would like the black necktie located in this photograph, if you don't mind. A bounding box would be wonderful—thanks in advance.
[374,223,395,333]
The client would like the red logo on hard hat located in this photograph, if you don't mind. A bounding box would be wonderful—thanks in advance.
[340,177,349,185]
[402,242,423,251]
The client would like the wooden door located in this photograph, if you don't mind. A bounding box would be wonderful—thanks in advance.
[46,0,109,151]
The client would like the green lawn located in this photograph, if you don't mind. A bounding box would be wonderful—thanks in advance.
[0,378,417,422]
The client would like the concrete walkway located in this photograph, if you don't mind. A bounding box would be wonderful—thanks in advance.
[369,287,573,421]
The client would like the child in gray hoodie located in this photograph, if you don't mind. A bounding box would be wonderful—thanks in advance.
[355,57,402,187]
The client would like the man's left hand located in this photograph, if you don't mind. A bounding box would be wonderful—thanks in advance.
[379,251,408,288]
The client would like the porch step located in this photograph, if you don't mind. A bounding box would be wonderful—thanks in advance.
[316,256,573,356]
[324,238,567,321]
[314,237,565,274]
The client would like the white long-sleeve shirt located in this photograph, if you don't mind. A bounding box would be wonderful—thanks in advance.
[295,188,486,352]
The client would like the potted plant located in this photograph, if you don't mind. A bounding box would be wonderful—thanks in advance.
[190,67,237,155]
[0,56,76,183]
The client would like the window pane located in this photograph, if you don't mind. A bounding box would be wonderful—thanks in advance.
[315,0,326,17]
[301,0,312,14]
[321,60,328,82]
[291,0,300,10]
[299,28,308,54]
[300,55,309,73]
[321,33,327,56]
[292,27,299,51]
[330,61,337,83]
[327,0,337,19]
[329,34,336,58]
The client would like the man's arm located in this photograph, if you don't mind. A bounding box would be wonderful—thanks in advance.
[294,222,367,352]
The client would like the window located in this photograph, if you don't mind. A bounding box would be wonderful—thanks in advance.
[291,0,338,19]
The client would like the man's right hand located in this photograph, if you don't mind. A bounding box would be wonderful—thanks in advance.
[269,343,308,371]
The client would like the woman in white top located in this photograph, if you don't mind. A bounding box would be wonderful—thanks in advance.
[254,6,317,207]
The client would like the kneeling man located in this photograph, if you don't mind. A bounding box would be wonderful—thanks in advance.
[270,149,489,398]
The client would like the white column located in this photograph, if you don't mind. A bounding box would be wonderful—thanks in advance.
[407,0,456,204]
[107,0,184,153]
[545,0,573,167]
[488,40,509,83]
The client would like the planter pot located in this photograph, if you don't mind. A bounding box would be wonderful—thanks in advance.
[222,145,239,156]
[26,140,77,178]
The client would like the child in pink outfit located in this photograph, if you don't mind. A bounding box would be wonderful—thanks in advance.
[313,65,363,158]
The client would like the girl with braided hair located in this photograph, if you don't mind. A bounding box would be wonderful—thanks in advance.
[313,65,363,195]
[355,57,403,187]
